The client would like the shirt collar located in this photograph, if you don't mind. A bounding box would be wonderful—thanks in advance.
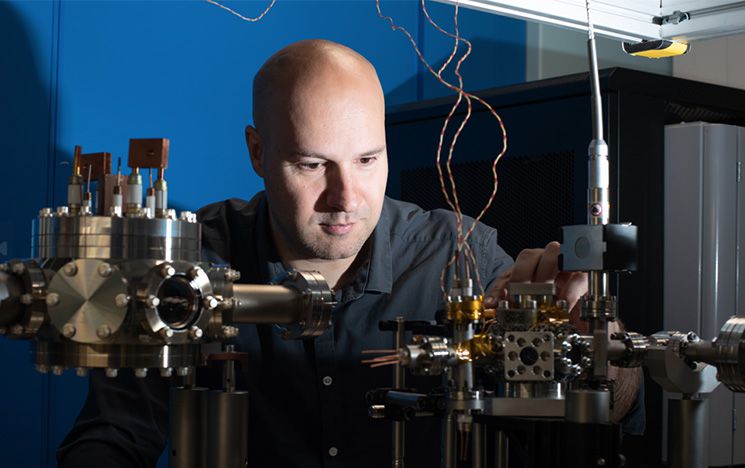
[363,198,393,294]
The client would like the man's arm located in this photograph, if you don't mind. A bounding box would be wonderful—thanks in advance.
[57,369,169,468]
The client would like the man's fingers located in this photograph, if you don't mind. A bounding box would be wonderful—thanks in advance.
[533,241,560,283]
[484,267,512,306]
[510,248,544,283]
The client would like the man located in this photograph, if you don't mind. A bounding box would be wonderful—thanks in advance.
[58,39,639,467]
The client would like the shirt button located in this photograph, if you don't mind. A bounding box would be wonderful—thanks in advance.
[328,446,338,457]
[322,376,333,386]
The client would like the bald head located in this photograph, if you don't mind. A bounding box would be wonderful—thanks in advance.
[252,39,384,146]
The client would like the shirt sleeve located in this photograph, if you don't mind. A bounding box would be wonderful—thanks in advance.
[57,369,169,468]
[477,227,514,292]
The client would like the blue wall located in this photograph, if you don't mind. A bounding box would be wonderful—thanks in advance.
[0,1,525,466]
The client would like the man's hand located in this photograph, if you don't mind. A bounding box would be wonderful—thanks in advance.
[484,241,588,330]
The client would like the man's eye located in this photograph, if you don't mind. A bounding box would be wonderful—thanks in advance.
[297,162,323,171]
[359,156,377,166]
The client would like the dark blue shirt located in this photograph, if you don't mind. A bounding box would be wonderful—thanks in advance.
[57,193,513,468]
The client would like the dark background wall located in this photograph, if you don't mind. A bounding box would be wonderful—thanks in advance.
[0,1,525,466]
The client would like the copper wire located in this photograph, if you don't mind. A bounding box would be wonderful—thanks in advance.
[205,0,276,22]
[376,0,507,300]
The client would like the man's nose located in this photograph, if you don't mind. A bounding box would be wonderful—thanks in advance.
[325,166,361,213]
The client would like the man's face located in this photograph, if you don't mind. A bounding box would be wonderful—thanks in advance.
[257,71,388,261]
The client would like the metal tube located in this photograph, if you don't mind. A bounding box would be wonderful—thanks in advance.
[471,422,483,468]
[229,284,302,324]
[393,316,405,468]
[169,386,208,468]
[207,389,249,468]
[443,413,456,468]
[668,398,708,468]
[494,430,509,468]
[565,389,610,424]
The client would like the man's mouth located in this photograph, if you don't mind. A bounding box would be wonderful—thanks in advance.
[320,223,354,235]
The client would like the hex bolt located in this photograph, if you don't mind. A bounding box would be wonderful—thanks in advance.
[97,263,113,277]
[145,295,160,308]
[62,323,76,338]
[63,263,78,277]
[176,366,192,377]
[20,293,33,305]
[222,325,239,339]
[75,367,88,378]
[134,368,148,378]
[12,263,25,275]
[96,325,112,339]
[39,207,52,217]
[35,364,49,374]
[179,211,196,222]
[160,368,173,378]
[115,293,130,308]
[189,326,203,340]
[105,368,119,378]
[160,328,174,339]
[56,206,69,217]
[203,296,218,310]
[51,366,64,376]
[46,293,60,307]
[166,209,177,220]
[160,264,175,278]
[224,269,241,282]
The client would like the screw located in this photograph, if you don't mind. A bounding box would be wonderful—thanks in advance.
[160,368,173,378]
[105,368,119,378]
[176,366,192,377]
[75,367,88,378]
[35,364,49,374]
[62,323,76,338]
[179,211,196,222]
[224,269,241,282]
[160,264,175,278]
[20,293,33,305]
[134,368,148,378]
[11,325,24,335]
[51,366,64,376]
[203,296,218,310]
[12,263,25,275]
[46,293,60,307]
[97,263,113,277]
[39,207,52,217]
[115,293,130,308]
[189,326,203,340]
[222,325,239,339]
[166,209,177,220]
[145,295,160,308]
[56,206,69,217]
[160,328,174,339]
[63,263,78,276]
[96,325,112,339]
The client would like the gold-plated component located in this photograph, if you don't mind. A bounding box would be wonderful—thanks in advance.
[447,296,483,323]
[469,333,496,359]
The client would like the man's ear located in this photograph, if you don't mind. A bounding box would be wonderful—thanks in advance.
[245,125,265,178]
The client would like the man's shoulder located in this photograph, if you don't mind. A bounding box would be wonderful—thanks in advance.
[382,197,497,245]
[197,192,265,227]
